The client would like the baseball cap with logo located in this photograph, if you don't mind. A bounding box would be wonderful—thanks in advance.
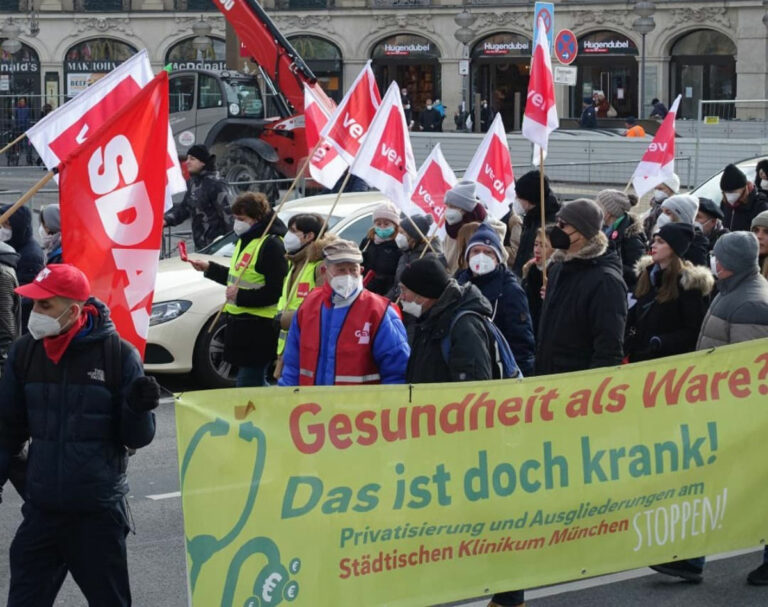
[15,264,91,301]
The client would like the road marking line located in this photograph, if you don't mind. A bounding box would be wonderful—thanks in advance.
[147,491,181,500]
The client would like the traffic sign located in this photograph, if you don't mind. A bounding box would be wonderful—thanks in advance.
[533,2,555,51]
[554,66,577,86]
[554,28,578,65]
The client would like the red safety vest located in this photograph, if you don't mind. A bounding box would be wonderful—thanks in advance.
[297,285,391,386]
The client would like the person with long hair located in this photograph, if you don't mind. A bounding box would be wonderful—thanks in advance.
[624,223,714,362]
[360,202,402,296]
[751,210,768,278]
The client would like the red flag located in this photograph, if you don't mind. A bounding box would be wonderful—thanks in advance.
[463,113,515,219]
[59,72,169,357]
[522,17,559,152]
[349,82,416,209]
[405,143,457,234]
[631,95,682,197]
[321,62,381,164]
[304,84,347,189]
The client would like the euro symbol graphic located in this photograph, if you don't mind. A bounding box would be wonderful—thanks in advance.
[262,572,283,602]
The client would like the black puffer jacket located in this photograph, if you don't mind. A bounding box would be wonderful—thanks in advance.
[0,242,19,367]
[456,265,535,376]
[720,187,768,232]
[406,282,493,383]
[625,257,714,362]
[361,232,402,296]
[683,227,710,267]
[205,213,288,366]
[605,213,646,289]
[512,193,560,276]
[0,299,155,512]
[164,169,234,250]
[535,233,627,375]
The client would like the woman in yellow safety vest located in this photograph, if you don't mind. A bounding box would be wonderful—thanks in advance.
[274,213,337,376]
[190,192,288,387]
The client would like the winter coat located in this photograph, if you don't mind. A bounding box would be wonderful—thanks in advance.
[697,267,768,349]
[681,227,710,267]
[387,238,447,302]
[512,193,560,277]
[579,105,597,128]
[705,223,729,252]
[522,260,545,339]
[500,210,523,269]
[0,242,19,367]
[205,214,288,366]
[406,281,494,383]
[456,265,535,376]
[605,213,646,290]
[361,232,402,296]
[419,107,443,132]
[0,299,155,512]
[535,233,627,375]
[720,188,768,233]
[642,202,663,242]
[164,169,234,250]
[625,257,714,362]
[1,204,44,286]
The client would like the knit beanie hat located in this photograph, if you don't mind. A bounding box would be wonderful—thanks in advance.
[720,163,747,192]
[40,204,61,233]
[596,189,632,218]
[751,210,768,230]
[401,213,433,242]
[514,170,552,206]
[662,173,681,194]
[186,144,212,165]
[445,180,479,212]
[465,223,504,263]
[656,222,694,258]
[373,201,400,226]
[698,197,724,221]
[400,257,450,299]
[556,198,604,240]
[714,231,759,273]
[661,194,699,225]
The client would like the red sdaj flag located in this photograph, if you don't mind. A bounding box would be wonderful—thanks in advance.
[405,143,457,236]
[522,17,559,158]
[463,113,516,219]
[349,82,417,209]
[631,95,682,197]
[59,72,170,357]
[321,61,381,164]
[304,84,348,189]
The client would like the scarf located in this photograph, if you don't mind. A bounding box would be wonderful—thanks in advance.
[445,204,487,239]
[43,304,97,364]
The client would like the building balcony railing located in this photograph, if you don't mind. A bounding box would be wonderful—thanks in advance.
[275,0,335,9]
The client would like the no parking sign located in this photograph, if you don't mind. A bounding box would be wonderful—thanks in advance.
[554,29,578,65]
[533,2,554,51]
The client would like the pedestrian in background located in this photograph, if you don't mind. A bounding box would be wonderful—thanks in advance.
[754,159,768,196]
[695,197,728,252]
[595,189,646,290]
[579,96,597,128]
[361,202,402,296]
[623,116,646,137]
[419,99,442,132]
[650,98,668,119]
[719,162,768,232]
[511,170,560,277]
[38,204,62,264]
[752,211,768,278]
[642,173,680,241]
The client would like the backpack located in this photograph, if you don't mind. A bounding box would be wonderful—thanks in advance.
[440,310,522,379]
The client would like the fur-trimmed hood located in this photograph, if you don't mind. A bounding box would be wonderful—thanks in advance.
[286,232,338,265]
[550,231,608,263]
[622,213,645,237]
[634,255,715,296]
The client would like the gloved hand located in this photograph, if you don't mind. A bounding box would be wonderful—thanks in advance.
[128,376,161,412]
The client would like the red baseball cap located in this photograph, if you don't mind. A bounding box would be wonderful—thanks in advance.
[15,264,91,301]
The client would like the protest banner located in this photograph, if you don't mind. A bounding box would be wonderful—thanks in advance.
[176,339,768,606]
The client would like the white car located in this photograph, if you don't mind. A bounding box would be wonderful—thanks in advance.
[690,156,766,202]
[145,191,388,388]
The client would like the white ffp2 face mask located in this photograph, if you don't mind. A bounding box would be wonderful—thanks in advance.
[655,213,672,229]
[401,299,423,318]
[653,189,668,203]
[724,191,741,205]
[27,308,70,340]
[233,219,251,236]
[469,252,497,276]
[0,226,11,242]
[444,208,464,226]
[283,231,302,253]
[395,232,409,251]
[761,179,768,190]
[330,274,360,299]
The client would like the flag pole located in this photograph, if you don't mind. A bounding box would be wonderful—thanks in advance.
[0,170,56,225]
[318,172,352,238]
[404,214,436,254]
[539,148,548,285]
[623,174,634,194]
[0,132,27,156]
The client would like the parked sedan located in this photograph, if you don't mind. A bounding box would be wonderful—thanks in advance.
[690,156,766,201]
[145,191,387,388]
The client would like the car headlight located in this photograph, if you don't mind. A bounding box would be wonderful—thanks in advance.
[150,300,192,326]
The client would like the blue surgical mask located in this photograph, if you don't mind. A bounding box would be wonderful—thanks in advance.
[374,226,395,239]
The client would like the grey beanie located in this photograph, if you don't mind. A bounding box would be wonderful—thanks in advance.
[596,189,632,219]
[751,210,768,230]
[401,213,433,242]
[713,231,759,273]
[40,204,61,233]
[444,180,479,212]
[556,198,604,240]
[661,194,699,225]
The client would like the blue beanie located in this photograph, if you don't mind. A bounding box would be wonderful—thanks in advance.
[465,223,504,263]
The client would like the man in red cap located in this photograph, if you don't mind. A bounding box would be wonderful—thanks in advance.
[0,263,159,606]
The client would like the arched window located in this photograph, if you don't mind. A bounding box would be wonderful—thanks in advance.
[64,38,138,97]
[0,41,40,135]
[288,35,343,102]
[166,36,226,71]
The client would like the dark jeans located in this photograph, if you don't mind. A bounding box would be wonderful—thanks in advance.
[491,589,525,605]
[8,501,131,607]
[236,363,268,387]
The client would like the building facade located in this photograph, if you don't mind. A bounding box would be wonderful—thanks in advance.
[0,0,764,129]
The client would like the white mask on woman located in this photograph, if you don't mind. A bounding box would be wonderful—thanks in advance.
[653,189,668,203]
[395,232,409,251]
[233,219,251,236]
[444,208,464,225]
[655,213,672,229]
[283,231,302,253]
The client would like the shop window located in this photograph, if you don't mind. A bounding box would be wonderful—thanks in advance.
[198,73,223,109]
[671,30,736,56]
[288,35,343,102]
[64,38,138,97]
[176,0,217,10]
[170,75,195,113]
[76,0,127,10]
[0,0,19,11]
[275,0,333,8]
[165,36,226,71]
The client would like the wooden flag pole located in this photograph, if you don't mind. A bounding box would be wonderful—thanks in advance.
[404,214,436,255]
[318,172,352,239]
[623,174,634,194]
[0,170,56,226]
[539,148,548,285]
[0,132,27,157]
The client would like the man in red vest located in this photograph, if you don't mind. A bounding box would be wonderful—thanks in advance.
[278,239,410,386]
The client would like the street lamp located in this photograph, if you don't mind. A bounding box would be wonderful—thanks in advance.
[192,15,213,54]
[1,19,21,55]
[454,8,476,131]
[632,1,655,119]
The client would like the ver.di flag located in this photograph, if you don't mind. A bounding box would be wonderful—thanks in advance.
[59,72,170,357]
[350,82,417,209]
[27,50,185,210]
[523,17,559,163]
[631,95,682,197]
[304,84,348,189]
[463,113,515,219]
[321,61,381,164]
[405,143,457,235]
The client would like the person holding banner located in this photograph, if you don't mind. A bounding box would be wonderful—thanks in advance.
[361,202,403,296]
[278,239,409,386]
[535,199,627,375]
[0,264,158,607]
[511,170,560,277]
[624,223,714,363]
[719,162,768,232]
[595,189,646,290]
[387,213,446,304]
[190,192,288,387]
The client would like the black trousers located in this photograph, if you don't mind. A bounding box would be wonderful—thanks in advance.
[8,500,131,607]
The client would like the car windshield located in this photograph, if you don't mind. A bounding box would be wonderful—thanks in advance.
[223,79,264,118]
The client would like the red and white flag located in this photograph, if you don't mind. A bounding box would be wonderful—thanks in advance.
[350,82,416,209]
[59,72,170,357]
[522,17,559,158]
[404,143,456,236]
[304,84,348,189]
[27,50,185,210]
[464,113,515,219]
[631,95,682,197]
[321,61,381,164]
